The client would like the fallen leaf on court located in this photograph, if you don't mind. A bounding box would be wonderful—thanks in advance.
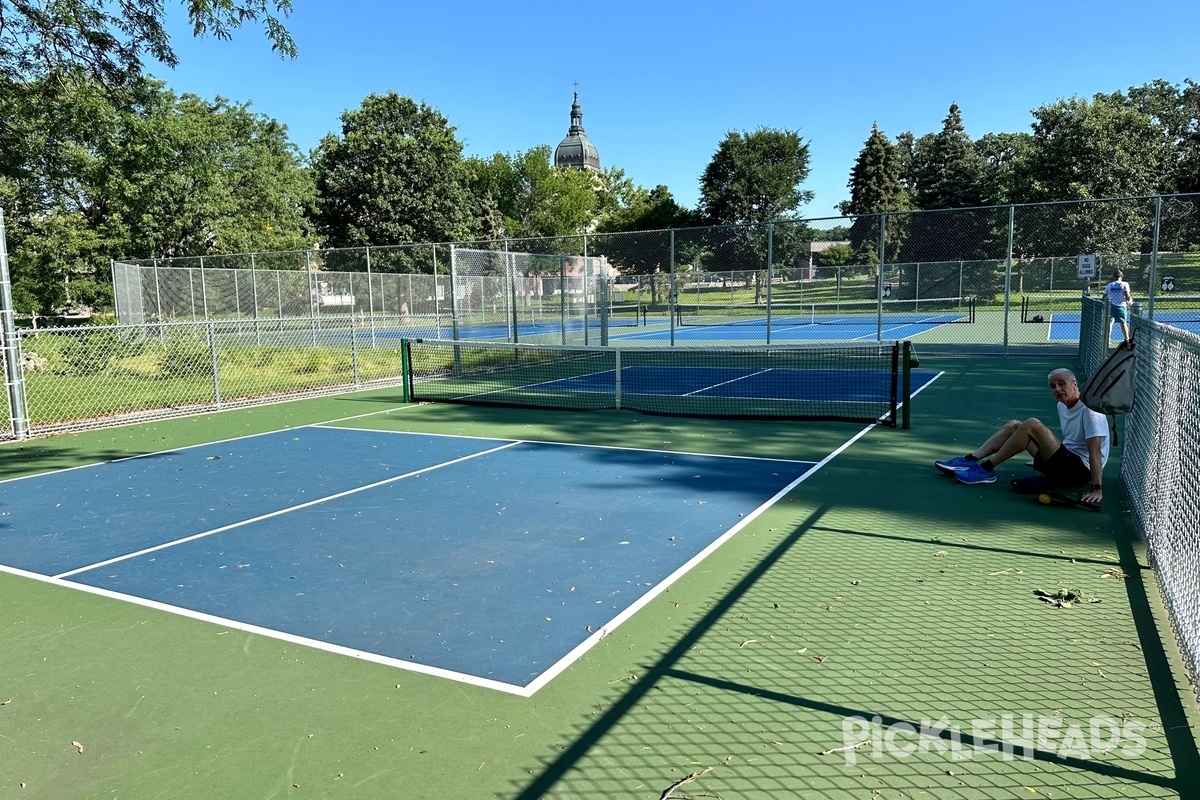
[739,639,757,648]
[0,698,11,705]
[72,741,84,754]
[793,647,808,654]
[934,550,947,557]
[1101,568,1129,579]
[1034,588,1098,608]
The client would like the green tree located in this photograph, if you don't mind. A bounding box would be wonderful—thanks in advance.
[838,123,909,264]
[1026,93,1167,203]
[899,104,1002,299]
[0,0,296,87]
[311,93,477,249]
[813,243,854,267]
[697,128,813,300]
[900,105,990,259]
[974,131,1036,206]
[592,184,696,304]
[466,146,600,242]
[2,76,315,311]
[913,104,984,212]
[0,1,297,187]
[1022,93,1169,261]
[894,131,935,199]
[97,84,315,257]
[1126,78,1200,195]
[698,127,813,225]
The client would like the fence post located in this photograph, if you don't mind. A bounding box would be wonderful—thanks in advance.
[350,307,360,386]
[766,222,774,345]
[366,246,378,348]
[208,320,222,408]
[0,208,30,439]
[200,255,209,320]
[306,250,317,346]
[250,253,262,346]
[876,213,887,341]
[1003,205,1014,354]
[448,244,460,341]
[1147,195,1162,320]
[669,229,676,347]
[582,235,590,347]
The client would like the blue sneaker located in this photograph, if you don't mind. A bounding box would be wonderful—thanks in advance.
[954,462,997,485]
[935,455,975,475]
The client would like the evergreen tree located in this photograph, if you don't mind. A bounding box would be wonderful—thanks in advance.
[900,104,1004,300]
[914,104,984,212]
[838,123,908,264]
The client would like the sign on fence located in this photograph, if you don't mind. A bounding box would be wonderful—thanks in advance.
[1077,254,1097,279]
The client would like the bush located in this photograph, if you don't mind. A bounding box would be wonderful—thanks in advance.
[158,329,212,378]
[60,333,115,376]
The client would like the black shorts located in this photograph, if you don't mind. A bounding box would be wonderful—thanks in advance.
[1032,446,1092,487]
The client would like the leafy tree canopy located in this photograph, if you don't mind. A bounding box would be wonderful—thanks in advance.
[311,92,477,248]
[465,146,599,241]
[698,127,813,225]
[0,0,296,88]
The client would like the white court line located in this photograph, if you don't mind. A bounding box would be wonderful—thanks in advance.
[0,399,424,485]
[521,412,903,695]
[52,440,522,579]
[9,374,945,696]
[681,368,773,396]
[315,424,818,465]
[0,560,530,696]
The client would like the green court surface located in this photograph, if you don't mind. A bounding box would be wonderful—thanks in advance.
[1,356,1197,799]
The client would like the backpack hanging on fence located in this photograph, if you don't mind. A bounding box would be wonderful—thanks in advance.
[1081,341,1137,445]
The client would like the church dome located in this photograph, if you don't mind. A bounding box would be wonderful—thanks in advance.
[554,92,601,172]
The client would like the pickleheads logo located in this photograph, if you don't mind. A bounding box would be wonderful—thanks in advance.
[835,714,1149,765]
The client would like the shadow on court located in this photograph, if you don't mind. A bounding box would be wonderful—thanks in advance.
[504,356,1200,799]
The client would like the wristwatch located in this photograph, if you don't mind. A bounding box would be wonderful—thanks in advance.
[1091,483,1103,491]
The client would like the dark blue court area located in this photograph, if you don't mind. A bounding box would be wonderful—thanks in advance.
[0,426,816,693]
[549,366,930,403]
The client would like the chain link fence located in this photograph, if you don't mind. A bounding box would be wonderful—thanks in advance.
[109,195,1200,357]
[13,317,409,436]
[6,194,1200,708]
[1077,297,1200,708]
[0,195,1185,439]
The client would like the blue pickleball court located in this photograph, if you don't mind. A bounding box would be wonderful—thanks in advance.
[0,426,816,694]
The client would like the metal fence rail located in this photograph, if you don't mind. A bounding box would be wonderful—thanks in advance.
[12,318,410,436]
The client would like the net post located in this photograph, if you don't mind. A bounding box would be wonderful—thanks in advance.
[400,339,411,403]
[902,340,912,430]
[613,348,621,410]
[888,342,899,427]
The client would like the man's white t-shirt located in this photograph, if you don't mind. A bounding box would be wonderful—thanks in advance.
[1104,279,1130,307]
[1058,400,1110,469]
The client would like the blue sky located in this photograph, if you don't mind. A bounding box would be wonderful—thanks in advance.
[153,0,1199,217]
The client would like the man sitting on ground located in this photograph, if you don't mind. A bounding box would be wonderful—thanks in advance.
[934,368,1108,506]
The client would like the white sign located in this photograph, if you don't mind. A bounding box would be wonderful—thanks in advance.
[1077,254,1097,279]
